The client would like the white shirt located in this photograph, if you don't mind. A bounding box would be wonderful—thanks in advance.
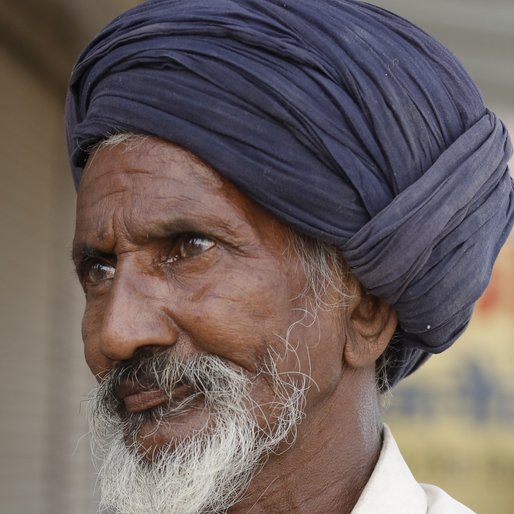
[351,426,476,513]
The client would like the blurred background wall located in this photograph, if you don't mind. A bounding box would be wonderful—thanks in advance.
[0,1,512,512]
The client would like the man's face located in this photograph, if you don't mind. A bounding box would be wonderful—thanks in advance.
[73,137,346,512]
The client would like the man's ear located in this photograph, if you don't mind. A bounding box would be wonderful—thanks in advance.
[343,284,397,369]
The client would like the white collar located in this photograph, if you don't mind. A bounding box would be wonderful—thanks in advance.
[351,425,474,513]
[351,424,428,513]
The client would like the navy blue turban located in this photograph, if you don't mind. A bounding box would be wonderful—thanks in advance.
[66,0,514,388]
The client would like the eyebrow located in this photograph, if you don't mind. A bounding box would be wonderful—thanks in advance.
[71,215,244,269]
[138,217,210,240]
[71,244,112,278]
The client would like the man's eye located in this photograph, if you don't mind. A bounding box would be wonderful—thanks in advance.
[85,261,116,284]
[167,234,216,263]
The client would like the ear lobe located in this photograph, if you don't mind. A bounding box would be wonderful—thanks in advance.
[343,286,398,369]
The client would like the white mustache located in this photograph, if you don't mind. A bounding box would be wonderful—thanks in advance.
[92,352,254,446]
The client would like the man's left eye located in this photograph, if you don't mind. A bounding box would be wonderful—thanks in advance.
[166,234,216,263]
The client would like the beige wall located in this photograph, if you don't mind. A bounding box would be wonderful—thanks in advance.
[0,42,94,513]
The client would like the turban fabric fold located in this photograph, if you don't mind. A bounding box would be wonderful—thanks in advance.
[66,0,514,387]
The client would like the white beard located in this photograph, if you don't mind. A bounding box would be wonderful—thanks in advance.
[88,352,308,514]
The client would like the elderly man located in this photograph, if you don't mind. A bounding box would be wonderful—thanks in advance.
[66,1,513,512]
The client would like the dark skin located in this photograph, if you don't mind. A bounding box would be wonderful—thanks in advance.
[73,137,397,513]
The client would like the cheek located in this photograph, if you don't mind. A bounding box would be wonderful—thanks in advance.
[180,268,298,370]
[255,290,347,409]
[300,307,346,403]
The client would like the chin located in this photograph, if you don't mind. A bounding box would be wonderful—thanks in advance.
[122,399,212,461]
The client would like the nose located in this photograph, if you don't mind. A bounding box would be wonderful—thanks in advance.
[99,259,177,362]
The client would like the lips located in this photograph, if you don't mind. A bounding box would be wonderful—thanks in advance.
[122,389,169,413]
[116,381,193,414]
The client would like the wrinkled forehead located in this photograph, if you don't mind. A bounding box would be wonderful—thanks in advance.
[74,136,290,251]
[80,137,221,195]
